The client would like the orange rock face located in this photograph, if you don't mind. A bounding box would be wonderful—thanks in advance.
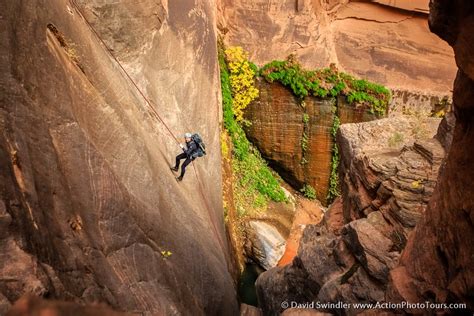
[372,0,429,13]
[218,0,456,94]
[387,0,474,310]
[278,198,324,266]
[244,79,379,204]
[0,0,238,315]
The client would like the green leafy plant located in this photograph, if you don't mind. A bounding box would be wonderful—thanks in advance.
[219,42,287,214]
[327,107,341,203]
[301,132,309,153]
[327,143,341,202]
[302,113,309,124]
[331,115,340,138]
[260,57,391,116]
[300,184,317,200]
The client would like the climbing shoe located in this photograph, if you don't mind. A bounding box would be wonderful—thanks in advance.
[175,176,183,182]
[170,166,178,172]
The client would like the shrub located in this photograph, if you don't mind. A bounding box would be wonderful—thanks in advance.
[301,132,309,153]
[300,184,317,200]
[260,57,391,116]
[330,115,340,138]
[327,143,341,202]
[326,105,341,203]
[219,43,287,212]
[302,113,309,124]
[224,47,259,123]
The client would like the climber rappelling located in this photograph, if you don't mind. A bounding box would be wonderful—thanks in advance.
[171,132,206,181]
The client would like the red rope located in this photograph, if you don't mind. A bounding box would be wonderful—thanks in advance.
[70,0,226,252]
[71,0,180,145]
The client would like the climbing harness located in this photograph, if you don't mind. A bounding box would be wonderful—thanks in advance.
[70,0,227,253]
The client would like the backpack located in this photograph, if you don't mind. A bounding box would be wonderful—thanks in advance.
[191,133,206,158]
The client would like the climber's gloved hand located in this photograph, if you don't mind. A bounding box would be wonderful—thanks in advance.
[179,144,185,149]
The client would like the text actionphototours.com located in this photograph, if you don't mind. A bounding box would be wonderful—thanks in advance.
[280,300,467,311]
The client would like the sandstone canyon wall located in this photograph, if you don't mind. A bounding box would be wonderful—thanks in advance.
[255,0,474,314]
[244,80,379,204]
[255,115,447,315]
[373,0,429,14]
[218,0,456,94]
[0,0,238,315]
[387,0,474,310]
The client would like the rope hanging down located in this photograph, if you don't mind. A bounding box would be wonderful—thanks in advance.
[70,1,226,252]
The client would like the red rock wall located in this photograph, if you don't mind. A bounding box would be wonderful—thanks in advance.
[388,0,474,310]
[255,114,447,315]
[0,0,238,314]
[244,80,379,204]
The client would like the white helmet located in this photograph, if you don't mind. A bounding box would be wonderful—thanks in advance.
[184,133,192,138]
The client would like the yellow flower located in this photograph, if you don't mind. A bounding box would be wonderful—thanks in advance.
[225,47,259,123]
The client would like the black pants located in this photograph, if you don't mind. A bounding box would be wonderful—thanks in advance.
[174,153,193,178]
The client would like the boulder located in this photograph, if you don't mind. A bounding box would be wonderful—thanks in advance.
[240,303,263,316]
[256,115,448,315]
[244,221,286,270]
[342,219,398,283]
[322,197,344,235]
[338,116,444,232]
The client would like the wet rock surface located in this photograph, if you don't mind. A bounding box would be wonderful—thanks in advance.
[0,0,238,314]
[244,79,380,204]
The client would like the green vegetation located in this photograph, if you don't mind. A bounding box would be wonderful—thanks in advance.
[302,113,309,124]
[330,114,340,139]
[327,143,340,203]
[219,44,287,214]
[260,56,391,116]
[327,108,341,204]
[301,111,310,166]
[300,184,317,200]
[301,132,309,153]
[259,55,390,203]
[431,96,450,118]
[300,157,308,165]
[220,50,390,206]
